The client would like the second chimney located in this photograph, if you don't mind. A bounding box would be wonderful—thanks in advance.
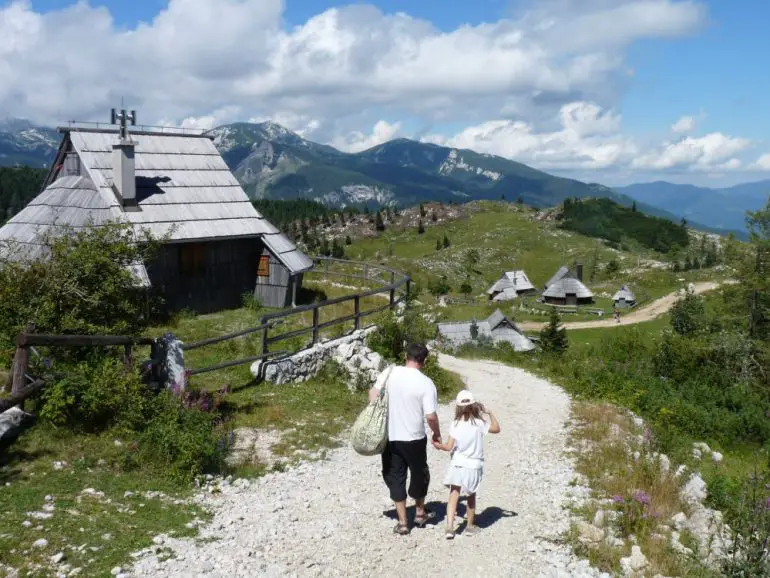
[112,140,136,208]
[576,262,584,282]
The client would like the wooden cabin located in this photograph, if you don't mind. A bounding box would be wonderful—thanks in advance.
[0,112,312,313]
[613,285,636,309]
[542,263,594,306]
[487,270,537,302]
[437,309,535,351]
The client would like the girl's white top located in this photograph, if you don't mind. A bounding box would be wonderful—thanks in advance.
[449,418,489,470]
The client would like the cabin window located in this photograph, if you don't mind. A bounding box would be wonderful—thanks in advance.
[257,255,271,278]
[179,243,206,278]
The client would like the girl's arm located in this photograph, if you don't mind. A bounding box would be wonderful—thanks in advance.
[485,410,501,434]
[433,435,456,452]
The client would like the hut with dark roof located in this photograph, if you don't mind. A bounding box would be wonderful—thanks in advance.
[437,309,535,351]
[487,269,537,302]
[612,285,636,309]
[542,263,594,305]
[0,111,313,313]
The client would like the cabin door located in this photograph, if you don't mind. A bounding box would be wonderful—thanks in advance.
[566,293,577,306]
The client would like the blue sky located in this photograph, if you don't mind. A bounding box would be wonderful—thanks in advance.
[11,0,770,185]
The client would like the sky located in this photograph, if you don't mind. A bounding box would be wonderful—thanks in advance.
[3,0,770,187]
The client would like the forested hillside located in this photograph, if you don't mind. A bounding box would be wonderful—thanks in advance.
[0,166,46,224]
[559,197,690,253]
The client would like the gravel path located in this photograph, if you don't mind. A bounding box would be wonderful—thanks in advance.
[131,355,596,577]
[518,281,728,332]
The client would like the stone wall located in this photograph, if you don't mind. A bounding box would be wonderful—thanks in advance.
[251,327,386,388]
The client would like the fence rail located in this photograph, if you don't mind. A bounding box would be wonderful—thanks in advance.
[260,257,410,352]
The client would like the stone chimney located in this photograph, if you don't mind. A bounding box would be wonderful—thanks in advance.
[576,262,584,282]
[112,140,136,207]
[110,108,137,208]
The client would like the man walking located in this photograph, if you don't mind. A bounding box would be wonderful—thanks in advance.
[369,343,441,535]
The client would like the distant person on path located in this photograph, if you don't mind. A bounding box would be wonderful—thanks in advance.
[613,305,621,323]
[369,343,441,535]
[433,390,501,539]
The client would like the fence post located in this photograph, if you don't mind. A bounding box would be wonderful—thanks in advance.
[11,322,34,398]
[123,344,133,368]
[324,258,329,281]
[312,307,320,345]
[354,296,361,331]
[261,319,269,354]
[389,287,395,307]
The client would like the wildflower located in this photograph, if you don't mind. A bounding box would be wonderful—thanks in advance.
[611,495,625,504]
[633,490,651,506]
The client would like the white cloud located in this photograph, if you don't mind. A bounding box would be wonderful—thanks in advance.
[752,153,770,170]
[421,101,751,174]
[671,115,696,133]
[0,0,705,132]
[330,121,402,153]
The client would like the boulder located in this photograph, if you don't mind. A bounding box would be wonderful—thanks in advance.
[0,407,35,449]
[620,546,648,576]
[576,521,604,545]
[681,474,708,506]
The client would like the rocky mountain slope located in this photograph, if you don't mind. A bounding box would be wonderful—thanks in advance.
[0,119,59,167]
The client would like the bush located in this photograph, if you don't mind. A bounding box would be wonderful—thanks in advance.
[368,308,436,362]
[0,221,161,355]
[670,290,706,336]
[40,358,148,432]
[139,391,225,481]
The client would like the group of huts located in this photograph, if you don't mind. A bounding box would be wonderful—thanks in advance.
[437,263,636,351]
[0,110,313,313]
[487,263,635,308]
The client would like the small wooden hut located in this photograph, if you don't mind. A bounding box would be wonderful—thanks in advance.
[0,111,313,313]
[487,270,537,301]
[437,309,535,351]
[612,285,636,309]
[542,263,594,305]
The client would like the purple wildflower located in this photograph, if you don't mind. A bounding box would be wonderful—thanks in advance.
[611,495,625,504]
[633,490,651,506]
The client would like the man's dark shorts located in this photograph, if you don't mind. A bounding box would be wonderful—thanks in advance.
[381,437,430,502]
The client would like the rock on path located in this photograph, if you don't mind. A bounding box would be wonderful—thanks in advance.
[131,354,594,577]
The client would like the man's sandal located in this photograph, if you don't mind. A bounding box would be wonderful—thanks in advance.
[393,523,410,536]
[413,509,436,528]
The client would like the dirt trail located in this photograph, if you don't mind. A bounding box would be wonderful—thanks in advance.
[131,355,599,577]
[517,281,730,332]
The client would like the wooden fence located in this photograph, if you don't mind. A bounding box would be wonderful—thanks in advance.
[260,257,411,352]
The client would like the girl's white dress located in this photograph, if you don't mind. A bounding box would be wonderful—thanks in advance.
[443,418,489,495]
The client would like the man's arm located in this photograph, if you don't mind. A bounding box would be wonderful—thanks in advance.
[368,386,380,403]
[426,412,441,443]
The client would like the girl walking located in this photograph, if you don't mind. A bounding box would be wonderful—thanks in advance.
[432,389,501,539]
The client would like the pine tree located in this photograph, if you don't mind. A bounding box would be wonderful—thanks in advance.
[443,234,451,249]
[684,256,693,271]
[516,196,524,206]
[431,210,437,222]
[419,203,426,218]
[631,201,637,212]
[417,219,425,234]
[320,237,330,256]
[345,235,352,246]
[339,212,346,225]
[460,279,473,296]
[693,256,701,269]
[540,309,568,354]
[501,194,506,201]
[673,261,681,273]
[436,238,442,251]
[375,210,385,231]
[331,238,344,258]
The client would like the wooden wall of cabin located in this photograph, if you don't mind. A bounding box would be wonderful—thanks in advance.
[253,247,299,308]
[146,238,291,313]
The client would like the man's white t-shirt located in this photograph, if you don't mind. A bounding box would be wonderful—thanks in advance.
[374,365,438,442]
[449,419,490,470]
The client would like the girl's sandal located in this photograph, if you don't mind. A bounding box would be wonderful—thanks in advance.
[445,529,455,540]
[393,523,410,536]
[413,509,436,528]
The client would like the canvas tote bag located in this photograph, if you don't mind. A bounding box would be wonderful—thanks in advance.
[350,365,394,456]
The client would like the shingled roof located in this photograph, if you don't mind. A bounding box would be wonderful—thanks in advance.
[0,128,312,275]
[437,309,535,352]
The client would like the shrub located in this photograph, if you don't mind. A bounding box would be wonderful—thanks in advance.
[139,391,225,481]
[368,308,435,362]
[40,358,148,432]
[670,290,706,336]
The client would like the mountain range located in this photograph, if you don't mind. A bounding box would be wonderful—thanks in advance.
[0,118,760,236]
[617,180,769,234]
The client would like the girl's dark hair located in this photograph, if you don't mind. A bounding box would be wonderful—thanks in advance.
[454,403,484,424]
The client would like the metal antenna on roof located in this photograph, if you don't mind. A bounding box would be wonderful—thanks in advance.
[110,107,137,141]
